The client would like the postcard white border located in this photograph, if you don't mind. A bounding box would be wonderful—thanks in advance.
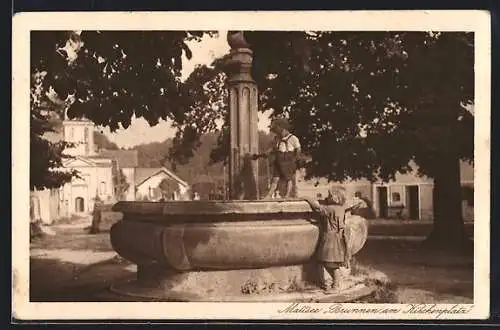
[12,10,491,320]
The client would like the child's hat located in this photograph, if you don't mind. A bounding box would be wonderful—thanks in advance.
[270,117,290,131]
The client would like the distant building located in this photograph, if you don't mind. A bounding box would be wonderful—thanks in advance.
[97,149,139,201]
[135,167,190,201]
[58,115,116,215]
[30,111,189,224]
[61,154,114,215]
[296,160,474,222]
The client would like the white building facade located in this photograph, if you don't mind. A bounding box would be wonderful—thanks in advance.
[135,167,190,201]
[58,116,115,215]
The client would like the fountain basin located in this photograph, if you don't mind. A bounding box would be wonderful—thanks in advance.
[108,200,369,301]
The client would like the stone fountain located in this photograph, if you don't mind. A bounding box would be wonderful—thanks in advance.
[107,32,372,302]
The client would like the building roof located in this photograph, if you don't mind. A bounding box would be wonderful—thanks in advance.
[97,149,139,168]
[63,155,113,168]
[135,167,189,188]
[134,168,160,185]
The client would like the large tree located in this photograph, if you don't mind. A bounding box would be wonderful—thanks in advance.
[174,31,474,249]
[252,31,473,248]
[158,178,180,200]
[112,161,130,201]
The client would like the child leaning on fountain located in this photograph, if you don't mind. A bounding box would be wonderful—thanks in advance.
[304,187,364,292]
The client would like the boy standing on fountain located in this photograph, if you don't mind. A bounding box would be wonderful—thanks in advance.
[256,117,301,200]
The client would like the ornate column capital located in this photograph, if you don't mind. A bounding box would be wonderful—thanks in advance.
[221,32,255,84]
[227,31,250,50]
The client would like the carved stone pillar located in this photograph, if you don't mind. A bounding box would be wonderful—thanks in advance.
[223,32,259,200]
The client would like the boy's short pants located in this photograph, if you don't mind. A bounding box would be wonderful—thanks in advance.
[272,152,297,181]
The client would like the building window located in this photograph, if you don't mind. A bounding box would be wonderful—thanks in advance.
[389,185,404,206]
[100,182,106,195]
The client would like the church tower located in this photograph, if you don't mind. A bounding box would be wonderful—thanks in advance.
[62,111,96,157]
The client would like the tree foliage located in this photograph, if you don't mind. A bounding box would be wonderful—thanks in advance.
[173,32,473,182]
[30,71,78,190]
[31,30,473,183]
[174,31,474,246]
[30,30,215,189]
[31,31,216,131]
[168,64,228,165]
[158,178,180,199]
[243,31,474,182]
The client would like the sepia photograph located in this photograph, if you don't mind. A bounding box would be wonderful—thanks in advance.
[12,10,490,320]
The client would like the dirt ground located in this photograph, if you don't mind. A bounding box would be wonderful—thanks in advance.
[355,239,473,303]
[28,219,473,303]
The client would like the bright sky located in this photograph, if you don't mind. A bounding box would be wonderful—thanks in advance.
[100,31,272,148]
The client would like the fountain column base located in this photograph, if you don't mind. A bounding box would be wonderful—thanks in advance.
[110,264,312,301]
[107,264,375,302]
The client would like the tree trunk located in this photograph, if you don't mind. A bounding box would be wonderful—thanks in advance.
[89,204,102,234]
[425,155,468,250]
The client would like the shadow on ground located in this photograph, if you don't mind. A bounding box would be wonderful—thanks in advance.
[354,238,473,303]
[30,256,135,302]
[30,228,113,252]
[28,221,474,303]
[29,226,135,302]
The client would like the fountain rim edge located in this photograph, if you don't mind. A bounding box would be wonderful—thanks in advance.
[111,199,316,215]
